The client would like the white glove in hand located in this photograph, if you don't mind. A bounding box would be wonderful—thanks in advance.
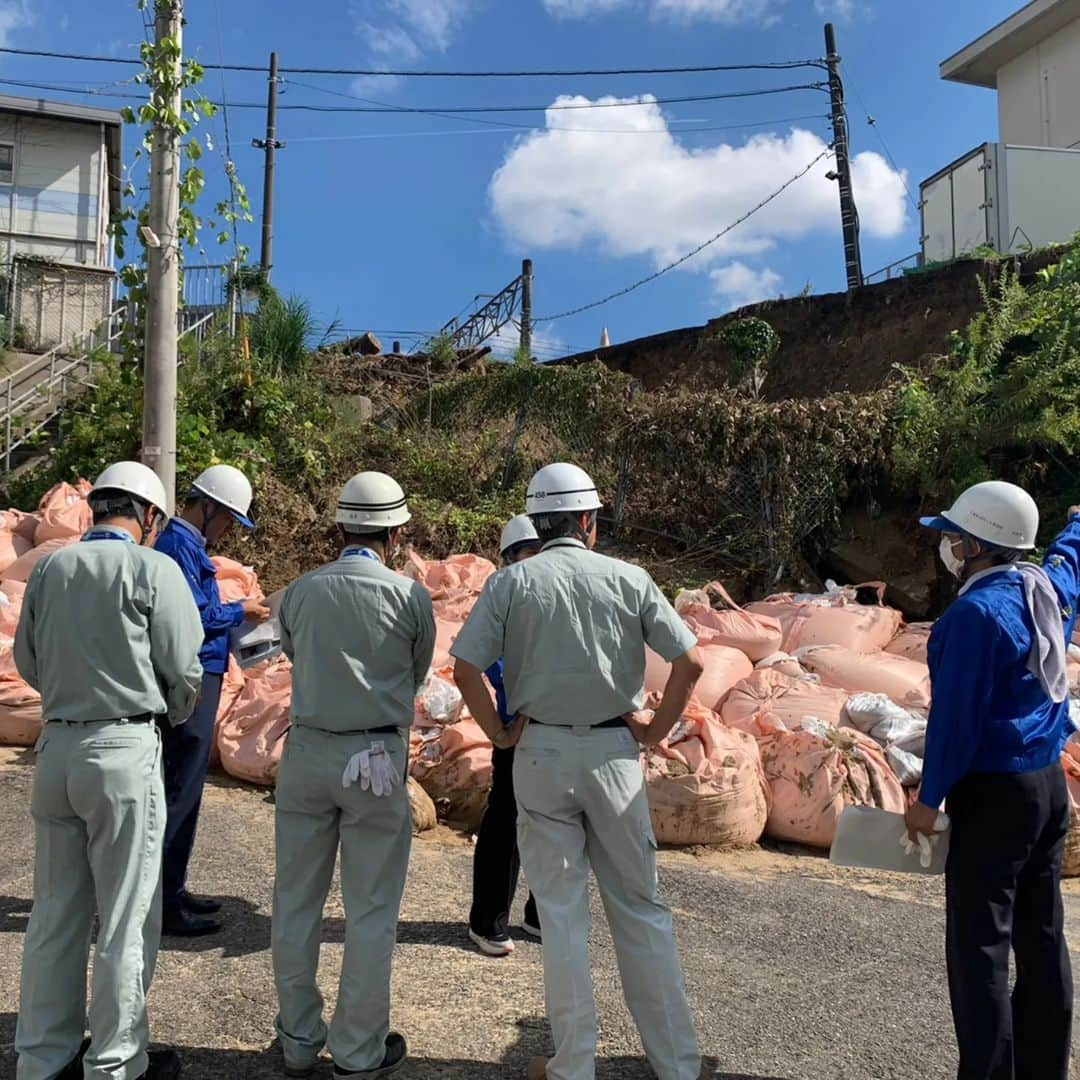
[899,812,951,868]
[343,741,399,797]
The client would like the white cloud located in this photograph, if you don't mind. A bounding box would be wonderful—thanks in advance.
[710,262,782,310]
[814,0,855,16]
[489,95,908,296]
[353,0,475,61]
[0,1,31,47]
[543,0,781,24]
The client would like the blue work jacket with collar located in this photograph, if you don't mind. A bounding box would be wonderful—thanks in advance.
[155,517,245,675]
[920,519,1080,808]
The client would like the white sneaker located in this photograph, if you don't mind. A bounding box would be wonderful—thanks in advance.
[521,919,541,940]
[469,928,515,957]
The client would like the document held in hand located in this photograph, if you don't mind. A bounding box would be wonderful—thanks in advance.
[830,806,950,876]
[230,588,286,670]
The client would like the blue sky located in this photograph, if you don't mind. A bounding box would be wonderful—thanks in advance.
[0,0,1023,358]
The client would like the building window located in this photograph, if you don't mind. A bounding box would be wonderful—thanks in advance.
[0,144,13,185]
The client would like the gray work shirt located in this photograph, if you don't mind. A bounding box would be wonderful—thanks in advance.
[451,538,696,725]
[279,548,436,732]
[14,533,204,725]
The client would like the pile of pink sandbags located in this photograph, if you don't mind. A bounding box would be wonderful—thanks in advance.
[642,700,769,846]
[404,551,495,668]
[217,655,292,786]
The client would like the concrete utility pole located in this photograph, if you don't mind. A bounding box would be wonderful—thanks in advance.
[253,52,285,277]
[824,22,863,290]
[519,258,533,357]
[143,0,183,511]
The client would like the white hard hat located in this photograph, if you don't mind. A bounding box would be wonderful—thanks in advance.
[191,464,254,528]
[336,471,411,529]
[526,463,602,516]
[91,461,169,518]
[921,480,1039,550]
[499,514,540,556]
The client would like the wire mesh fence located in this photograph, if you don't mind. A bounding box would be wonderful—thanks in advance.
[9,258,116,353]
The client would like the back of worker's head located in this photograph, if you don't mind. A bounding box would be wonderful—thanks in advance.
[499,514,541,567]
[90,461,170,546]
[335,471,411,558]
[525,463,602,549]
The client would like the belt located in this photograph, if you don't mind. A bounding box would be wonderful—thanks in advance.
[49,713,156,726]
[539,716,627,730]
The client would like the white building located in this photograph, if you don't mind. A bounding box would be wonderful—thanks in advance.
[920,0,1080,263]
[0,93,123,350]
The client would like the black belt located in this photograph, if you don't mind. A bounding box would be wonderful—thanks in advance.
[539,717,627,730]
[296,724,401,735]
[50,713,155,726]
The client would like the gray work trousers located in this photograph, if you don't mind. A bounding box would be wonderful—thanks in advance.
[514,722,700,1080]
[17,720,165,1080]
[272,725,412,1074]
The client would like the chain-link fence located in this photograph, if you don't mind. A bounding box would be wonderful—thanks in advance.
[9,257,116,353]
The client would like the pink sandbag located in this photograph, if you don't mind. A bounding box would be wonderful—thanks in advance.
[0,659,42,747]
[885,623,934,665]
[746,584,902,655]
[211,556,266,604]
[217,656,291,786]
[34,481,92,544]
[759,725,905,849]
[642,701,769,846]
[209,656,246,770]
[410,715,493,828]
[720,668,849,738]
[675,583,782,662]
[1061,739,1080,878]
[4,509,40,543]
[432,617,463,672]
[0,587,22,638]
[403,551,496,622]
[0,527,31,576]
[799,645,931,710]
[645,643,752,711]
[3,537,78,583]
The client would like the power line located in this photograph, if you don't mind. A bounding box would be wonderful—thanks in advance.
[844,71,918,215]
[0,45,825,78]
[0,76,827,114]
[278,114,833,142]
[535,145,834,323]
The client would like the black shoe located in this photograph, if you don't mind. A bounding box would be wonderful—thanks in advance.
[138,1048,182,1079]
[179,889,222,915]
[57,1037,91,1078]
[333,1032,406,1077]
[163,908,221,938]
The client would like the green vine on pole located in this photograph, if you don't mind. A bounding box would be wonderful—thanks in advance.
[110,0,254,359]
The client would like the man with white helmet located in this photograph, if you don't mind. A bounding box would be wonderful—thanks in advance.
[452,463,704,1080]
[272,471,435,1079]
[154,463,270,937]
[468,514,542,957]
[14,462,203,1080]
[911,481,1080,1079]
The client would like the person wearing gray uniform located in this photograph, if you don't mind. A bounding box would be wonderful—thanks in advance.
[452,462,705,1080]
[14,462,204,1080]
[272,471,435,1080]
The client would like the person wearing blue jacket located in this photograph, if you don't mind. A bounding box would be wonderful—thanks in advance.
[909,481,1079,1080]
[155,465,269,937]
[468,515,543,957]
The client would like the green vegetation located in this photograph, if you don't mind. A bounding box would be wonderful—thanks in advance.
[893,239,1080,533]
[716,316,780,400]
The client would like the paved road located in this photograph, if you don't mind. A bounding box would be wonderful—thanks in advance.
[1,747,1079,1080]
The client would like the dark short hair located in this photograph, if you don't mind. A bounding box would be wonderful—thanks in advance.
[502,539,542,566]
[341,526,393,546]
[89,489,152,525]
[530,510,593,545]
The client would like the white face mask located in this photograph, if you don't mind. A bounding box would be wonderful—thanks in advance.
[939,536,965,579]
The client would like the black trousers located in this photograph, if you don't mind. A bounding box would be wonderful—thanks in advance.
[945,762,1073,1080]
[160,672,223,917]
[470,745,538,938]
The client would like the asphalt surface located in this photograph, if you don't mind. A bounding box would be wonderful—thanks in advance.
[1,746,1079,1080]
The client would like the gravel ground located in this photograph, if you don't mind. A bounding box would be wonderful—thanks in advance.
[1,746,1079,1080]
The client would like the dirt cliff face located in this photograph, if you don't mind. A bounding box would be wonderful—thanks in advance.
[557,250,1061,401]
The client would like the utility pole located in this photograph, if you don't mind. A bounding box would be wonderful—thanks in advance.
[824,22,863,290]
[143,0,183,511]
[253,52,284,277]
[519,258,533,357]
